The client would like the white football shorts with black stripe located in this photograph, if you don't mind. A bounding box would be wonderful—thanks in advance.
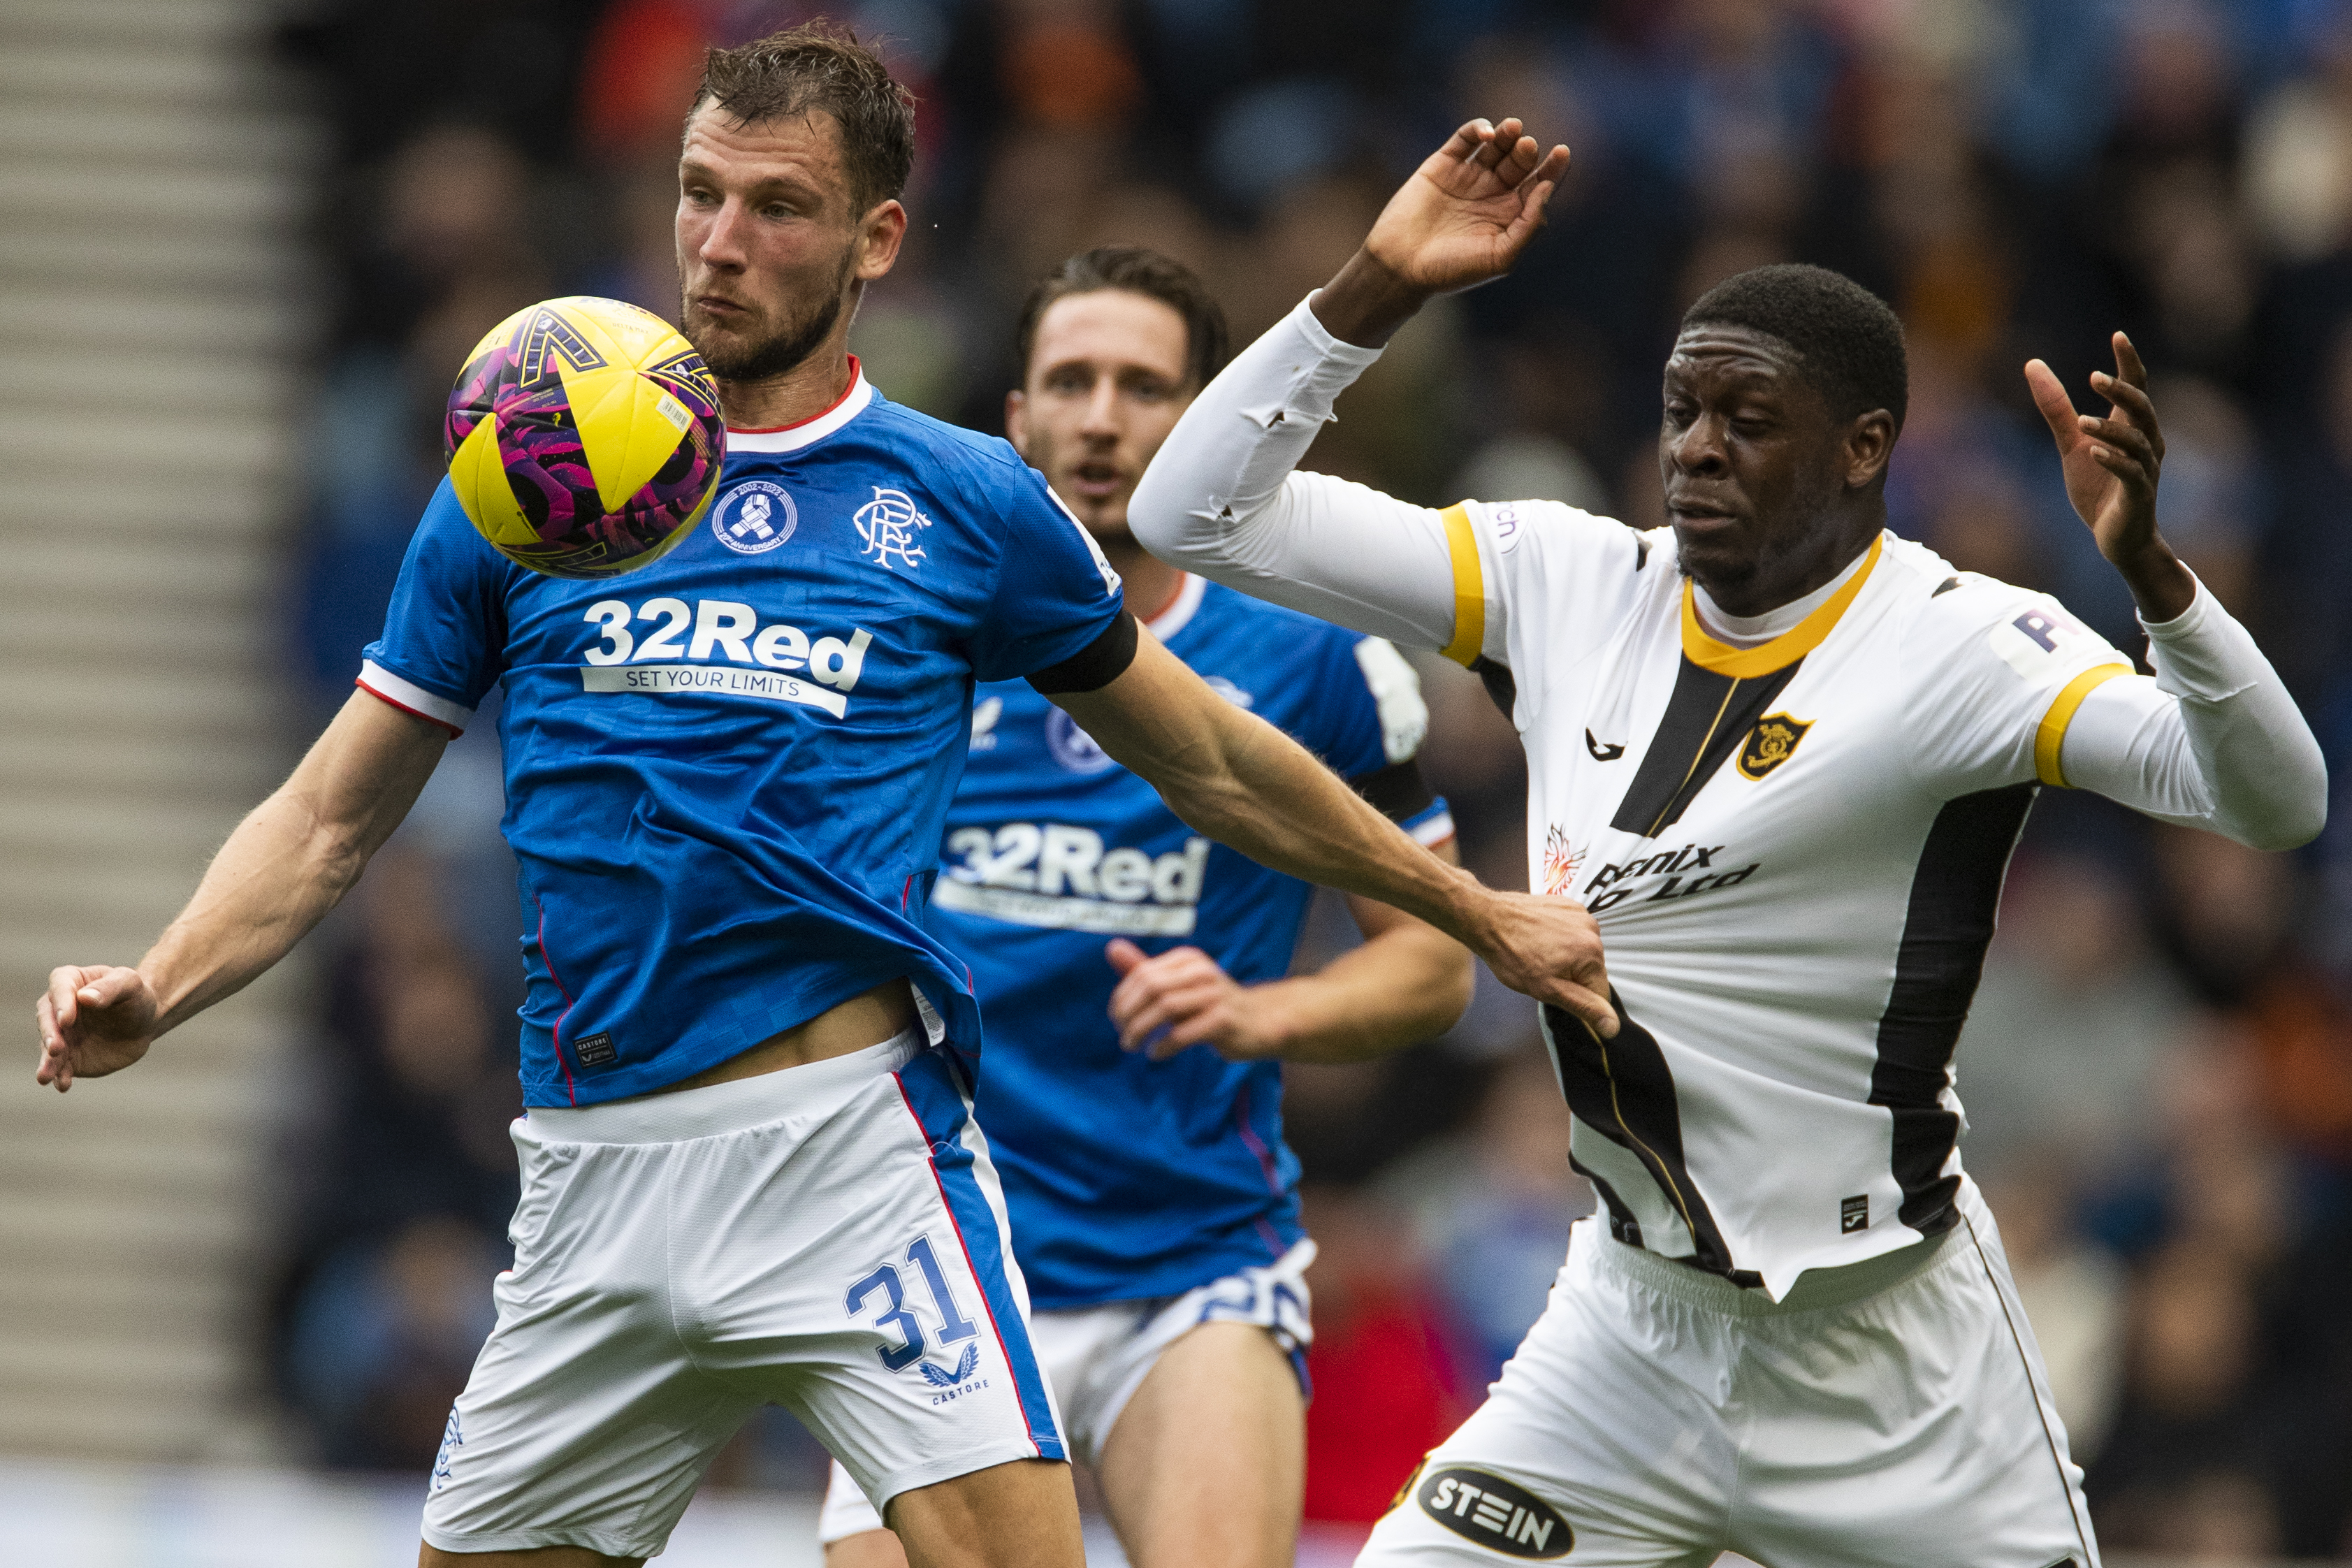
[1359,1189,2096,1568]
[421,1030,1062,1562]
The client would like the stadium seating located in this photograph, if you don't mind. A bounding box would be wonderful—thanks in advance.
[0,0,314,1462]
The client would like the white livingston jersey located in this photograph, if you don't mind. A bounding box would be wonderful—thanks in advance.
[1445,504,2131,1298]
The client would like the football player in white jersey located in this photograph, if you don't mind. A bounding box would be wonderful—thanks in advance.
[1128,119,2326,1567]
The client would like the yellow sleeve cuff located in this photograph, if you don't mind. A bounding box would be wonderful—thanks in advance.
[2034,662,2130,787]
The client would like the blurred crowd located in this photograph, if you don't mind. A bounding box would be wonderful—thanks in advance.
[261,0,2352,1555]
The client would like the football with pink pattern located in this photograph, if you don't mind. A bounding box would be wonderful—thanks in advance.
[444,296,725,578]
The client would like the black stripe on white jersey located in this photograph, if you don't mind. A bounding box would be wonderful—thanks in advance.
[1609,658,1803,839]
[1542,994,1761,1288]
[1869,783,2039,1233]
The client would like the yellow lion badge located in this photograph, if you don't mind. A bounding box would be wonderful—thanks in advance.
[1737,713,1812,780]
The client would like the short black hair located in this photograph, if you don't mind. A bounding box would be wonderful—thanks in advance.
[1681,264,1908,431]
[1016,247,1229,393]
[691,22,916,215]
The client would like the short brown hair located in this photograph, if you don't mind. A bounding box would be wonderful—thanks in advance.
[690,22,916,215]
[1015,247,1230,393]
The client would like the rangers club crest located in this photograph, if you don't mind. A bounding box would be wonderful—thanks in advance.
[1737,713,1812,781]
[854,486,933,570]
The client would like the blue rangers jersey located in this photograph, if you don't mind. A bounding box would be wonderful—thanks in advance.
[933,574,1454,1307]
[361,363,1126,1106]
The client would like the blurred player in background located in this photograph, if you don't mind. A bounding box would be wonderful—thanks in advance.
[32,39,1617,1568]
[819,247,1472,1568]
[1132,119,2328,1567]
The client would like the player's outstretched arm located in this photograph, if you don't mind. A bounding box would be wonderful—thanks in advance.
[1104,843,1475,1064]
[1056,634,1614,1036]
[1128,119,1565,655]
[34,690,449,1091]
[2021,337,2325,850]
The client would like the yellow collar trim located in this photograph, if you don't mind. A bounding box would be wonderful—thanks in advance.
[1680,534,1883,678]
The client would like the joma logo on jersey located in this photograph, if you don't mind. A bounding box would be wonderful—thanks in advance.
[578,597,873,720]
[1583,841,1759,912]
[1414,1468,1570,1559]
[1737,713,1810,780]
[936,825,1211,936]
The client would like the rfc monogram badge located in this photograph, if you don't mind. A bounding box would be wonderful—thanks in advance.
[1737,713,1811,780]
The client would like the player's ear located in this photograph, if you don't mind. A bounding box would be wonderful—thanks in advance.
[1843,409,1896,491]
[855,197,907,282]
[1005,389,1031,456]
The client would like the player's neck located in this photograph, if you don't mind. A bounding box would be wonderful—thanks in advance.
[1702,509,1882,618]
[715,338,858,433]
[1102,537,1186,626]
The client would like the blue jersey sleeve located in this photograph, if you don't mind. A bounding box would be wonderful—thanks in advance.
[967,463,1126,683]
[358,477,513,732]
[1306,628,1407,782]
[1300,628,1451,839]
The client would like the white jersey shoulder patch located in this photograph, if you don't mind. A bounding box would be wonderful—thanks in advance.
[1981,596,2126,684]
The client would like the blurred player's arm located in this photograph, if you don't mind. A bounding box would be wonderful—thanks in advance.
[1048,630,1613,1036]
[35,690,449,1091]
[2024,337,2325,851]
[1128,119,1568,644]
[1105,833,1474,1064]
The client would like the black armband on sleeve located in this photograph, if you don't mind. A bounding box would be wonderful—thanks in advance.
[1349,757,1439,823]
[1026,611,1140,695]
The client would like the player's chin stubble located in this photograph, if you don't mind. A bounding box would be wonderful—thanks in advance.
[685,248,856,384]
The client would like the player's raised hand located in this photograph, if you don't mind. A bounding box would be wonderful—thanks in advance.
[1369,118,1571,295]
[2026,333,2165,556]
[35,964,161,1092]
[1314,119,1570,347]
[1466,890,1616,1039]
[1104,939,1284,1061]
[2025,334,2195,620]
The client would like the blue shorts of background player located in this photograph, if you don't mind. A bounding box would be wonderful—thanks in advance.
[819,249,1474,1568]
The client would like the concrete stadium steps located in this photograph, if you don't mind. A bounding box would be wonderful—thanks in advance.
[0,0,316,1462]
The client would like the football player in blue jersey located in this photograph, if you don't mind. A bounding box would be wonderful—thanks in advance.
[818,248,1476,1568]
[33,31,1615,1568]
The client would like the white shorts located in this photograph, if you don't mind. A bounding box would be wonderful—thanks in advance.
[815,1239,1316,1544]
[420,1031,1064,1561]
[1362,1184,2098,1568]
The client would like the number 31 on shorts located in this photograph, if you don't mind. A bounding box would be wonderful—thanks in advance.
[846,1235,979,1371]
